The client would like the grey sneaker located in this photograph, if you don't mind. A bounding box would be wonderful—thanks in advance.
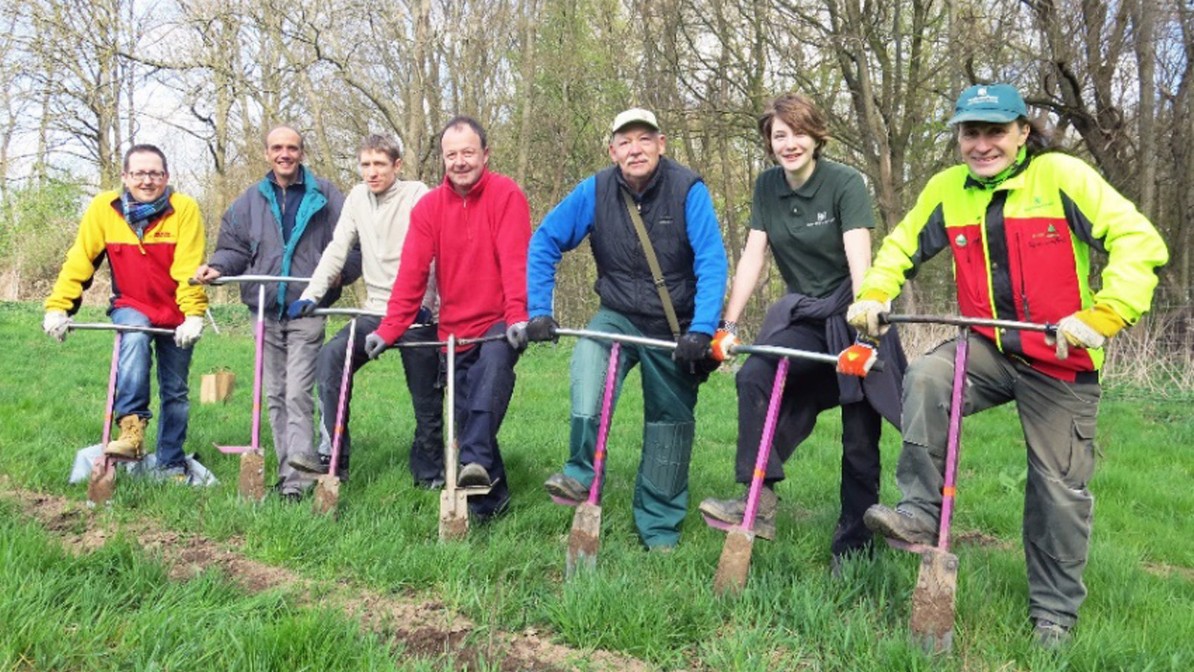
[1033,619,1071,650]
[289,452,330,475]
[863,505,937,546]
[457,463,491,488]
[152,464,191,484]
[698,487,778,540]
[544,472,587,503]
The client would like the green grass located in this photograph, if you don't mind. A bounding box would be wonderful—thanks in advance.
[1,299,1192,670]
[0,498,400,670]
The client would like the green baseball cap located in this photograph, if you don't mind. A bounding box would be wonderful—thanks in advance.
[948,84,1027,125]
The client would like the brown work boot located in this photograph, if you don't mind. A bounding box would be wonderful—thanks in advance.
[544,472,588,504]
[698,486,778,540]
[457,463,491,488]
[863,504,937,546]
[105,415,147,460]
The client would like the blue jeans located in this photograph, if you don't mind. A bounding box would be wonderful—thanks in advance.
[111,307,193,469]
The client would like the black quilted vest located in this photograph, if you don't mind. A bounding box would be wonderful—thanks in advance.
[591,156,702,338]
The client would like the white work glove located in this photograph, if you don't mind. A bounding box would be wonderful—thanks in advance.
[1051,305,1125,361]
[1051,313,1103,361]
[505,321,528,352]
[43,310,71,342]
[846,299,891,339]
[174,316,205,349]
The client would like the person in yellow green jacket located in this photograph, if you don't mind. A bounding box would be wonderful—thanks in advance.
[43,144,208,481]
[847,84,1169,649]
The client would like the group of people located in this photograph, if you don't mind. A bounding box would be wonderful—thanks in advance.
[43,83,1168,648]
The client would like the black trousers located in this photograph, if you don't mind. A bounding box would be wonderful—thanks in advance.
[317,316,444,483]
[450,322,519,517]
[733,319,883,556]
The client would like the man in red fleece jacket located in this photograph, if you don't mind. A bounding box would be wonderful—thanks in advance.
[366,116,531,521]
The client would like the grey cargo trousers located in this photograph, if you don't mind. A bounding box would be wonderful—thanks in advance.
[896,333,1100,627]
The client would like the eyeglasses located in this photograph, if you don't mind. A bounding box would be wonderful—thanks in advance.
[126,170,167,182]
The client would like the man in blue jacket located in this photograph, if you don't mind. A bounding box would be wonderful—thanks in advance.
[195,125,359,501]
[522,108,728,550]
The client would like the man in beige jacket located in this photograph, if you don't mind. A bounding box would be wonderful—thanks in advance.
[288,134,442,486]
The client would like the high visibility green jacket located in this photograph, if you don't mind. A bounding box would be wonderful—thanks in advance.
[859,152,1168,382]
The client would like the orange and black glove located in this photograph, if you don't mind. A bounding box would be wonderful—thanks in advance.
[710,324,740,362]
[837,337,879,378]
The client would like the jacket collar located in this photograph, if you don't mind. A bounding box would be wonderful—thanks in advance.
[441,168,491,200]
[779,159,827,199]
[265,165,316,192]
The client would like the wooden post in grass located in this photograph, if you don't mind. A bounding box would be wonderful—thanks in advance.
[566,342,620,578]
[713,357,788,594]
[312,319,356,516]
[440,335,469,539]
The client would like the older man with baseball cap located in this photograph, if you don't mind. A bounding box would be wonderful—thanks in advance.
[848,83,1168,648]
[520,106,728,551]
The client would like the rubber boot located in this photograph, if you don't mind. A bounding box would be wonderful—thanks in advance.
[105,415,147,460]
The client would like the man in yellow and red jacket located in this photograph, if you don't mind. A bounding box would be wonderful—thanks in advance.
[44,144,208,480]
[848,84,1168,648]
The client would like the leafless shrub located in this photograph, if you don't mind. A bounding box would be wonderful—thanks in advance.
[1102,306,1194,400]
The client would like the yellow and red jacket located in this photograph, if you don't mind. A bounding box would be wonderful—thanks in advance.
[859,152,1168,382]
[46,190,208,328]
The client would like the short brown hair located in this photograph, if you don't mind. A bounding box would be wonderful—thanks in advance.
[359,134,404,162]
[123,144,168,173]
[440,116,488,150]
[757,93,829,159]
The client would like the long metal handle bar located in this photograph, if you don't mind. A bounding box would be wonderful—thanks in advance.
[557,327,883,372]
[733,342,885,373]
[882,313,1056,334]
[68,323,174,336]
[311,308,385,318]
[191,274,313,286]
[445,334,458,488]
[731,343,836,367]
[556,328,677,351]
[393,333,506,349]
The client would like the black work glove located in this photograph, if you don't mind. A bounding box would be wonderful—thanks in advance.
[415,305,434,325]
[363,332,389,359]
[526,315,559,342]
[672,331,713,374]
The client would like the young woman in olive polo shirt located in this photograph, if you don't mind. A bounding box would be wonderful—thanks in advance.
[700,93,904,571]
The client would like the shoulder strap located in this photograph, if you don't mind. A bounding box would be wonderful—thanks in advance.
[622,189,681,340]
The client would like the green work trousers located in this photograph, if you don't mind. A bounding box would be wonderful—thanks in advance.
[561,309,702,549]
[897,334,1100,627]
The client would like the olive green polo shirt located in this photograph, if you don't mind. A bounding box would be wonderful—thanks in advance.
[749,159,875,298]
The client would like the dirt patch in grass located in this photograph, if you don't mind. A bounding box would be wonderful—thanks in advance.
[1143,561,1194,582]
[0,482,652,672]
[953,529,1013,550]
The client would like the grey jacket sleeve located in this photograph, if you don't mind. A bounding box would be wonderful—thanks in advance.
[206,202,252,276]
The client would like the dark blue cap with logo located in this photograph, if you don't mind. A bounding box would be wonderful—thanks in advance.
[949,84,1027,125]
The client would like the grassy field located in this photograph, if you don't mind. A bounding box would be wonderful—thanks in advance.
[1,299,1191,671]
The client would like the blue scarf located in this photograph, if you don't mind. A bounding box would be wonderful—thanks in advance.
[122,187,173,240]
